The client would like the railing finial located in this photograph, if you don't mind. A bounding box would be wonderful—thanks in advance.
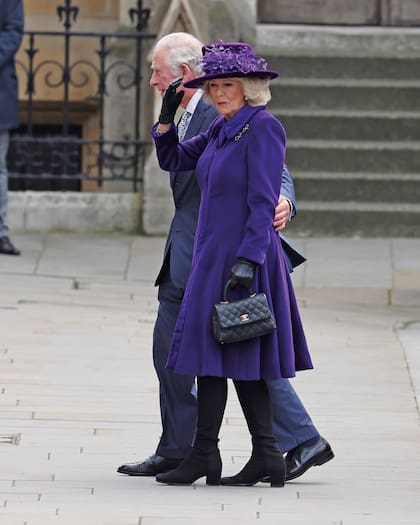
[57,0,80,32]
[129,0,150,32]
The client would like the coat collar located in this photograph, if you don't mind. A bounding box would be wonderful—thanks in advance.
[218,104,264,145]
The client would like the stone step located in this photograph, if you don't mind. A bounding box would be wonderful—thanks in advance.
[275,110,420,141]
[286,201,420,237]
[257,24,420,62]
[266,55,420,80]
[270,81,420,111]
[286,140,420,173]
[278,78,420,87]
[290,171,420,203]
[256,25,420,236]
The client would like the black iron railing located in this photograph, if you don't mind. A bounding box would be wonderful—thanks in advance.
[9,0,155,191]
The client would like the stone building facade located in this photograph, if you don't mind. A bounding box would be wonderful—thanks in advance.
[9,0,420,235]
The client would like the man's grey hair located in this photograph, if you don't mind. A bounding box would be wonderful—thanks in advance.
[154,32,204,77]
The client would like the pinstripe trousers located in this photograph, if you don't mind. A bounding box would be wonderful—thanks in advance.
[0,132,10,239]
[153,271,196,459]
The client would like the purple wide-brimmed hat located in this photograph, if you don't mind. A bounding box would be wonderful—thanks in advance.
[184,42,278,88]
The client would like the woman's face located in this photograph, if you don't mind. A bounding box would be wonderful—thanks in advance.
[208,78,245,119]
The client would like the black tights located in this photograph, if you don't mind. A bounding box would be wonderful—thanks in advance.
[195,376,277,452]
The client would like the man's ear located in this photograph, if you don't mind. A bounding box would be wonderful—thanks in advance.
[180,63,193,83]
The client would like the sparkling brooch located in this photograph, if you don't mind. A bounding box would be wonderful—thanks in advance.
[234,124,250,141]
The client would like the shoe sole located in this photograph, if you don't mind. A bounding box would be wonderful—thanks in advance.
[286,449,335,482]
[221,475,285,487]
[117,470,156,476]
[155,479,220,486]
[117,466,178,476]
[220,481,257,487]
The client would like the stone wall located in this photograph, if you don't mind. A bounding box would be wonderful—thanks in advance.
[10,192,142,233]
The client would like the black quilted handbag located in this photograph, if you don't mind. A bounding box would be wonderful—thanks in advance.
[212,280,276,344]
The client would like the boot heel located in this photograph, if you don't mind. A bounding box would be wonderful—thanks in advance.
[268,457,286,487]
[206,476,221,485]
[270,477,285,487]
[206,468,222,485]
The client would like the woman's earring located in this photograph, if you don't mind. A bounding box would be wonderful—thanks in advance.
[244,96,248,101]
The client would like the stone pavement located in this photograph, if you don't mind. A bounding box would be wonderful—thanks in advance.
[0,233,419,525]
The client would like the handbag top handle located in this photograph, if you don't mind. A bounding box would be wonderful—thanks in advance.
[222,279,255,303]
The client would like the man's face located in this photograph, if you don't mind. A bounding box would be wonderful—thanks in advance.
[150,47,178,96]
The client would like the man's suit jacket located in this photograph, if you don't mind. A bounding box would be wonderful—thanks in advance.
[155,98,218,290]
[277,171,306,272]
[155,97,305,289]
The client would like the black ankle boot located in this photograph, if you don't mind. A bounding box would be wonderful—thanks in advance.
[223,379,286,487]
[156,447,222,486]
[221,450,285,487]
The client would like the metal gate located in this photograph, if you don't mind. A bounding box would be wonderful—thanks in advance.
[9,0,155,192]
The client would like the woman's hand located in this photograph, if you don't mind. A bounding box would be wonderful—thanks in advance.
[230,258,256,289]
[159,77,185,124]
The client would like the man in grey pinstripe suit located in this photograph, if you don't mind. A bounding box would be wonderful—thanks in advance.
[117,33,333,481]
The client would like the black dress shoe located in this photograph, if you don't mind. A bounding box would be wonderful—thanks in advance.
[285,436,334,481]
[117,454,182,476]
[0,237,20,256]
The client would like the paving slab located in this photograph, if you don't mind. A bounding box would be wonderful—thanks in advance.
[0,233,419,525]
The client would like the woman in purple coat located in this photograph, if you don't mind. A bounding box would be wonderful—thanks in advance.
[151,42,313,487]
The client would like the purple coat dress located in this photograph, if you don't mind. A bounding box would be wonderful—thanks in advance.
[152,104,313,380]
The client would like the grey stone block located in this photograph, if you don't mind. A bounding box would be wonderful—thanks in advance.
[9,192,141,233]
[257,25,420,59]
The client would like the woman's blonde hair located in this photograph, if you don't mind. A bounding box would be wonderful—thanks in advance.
[203,77,271,106]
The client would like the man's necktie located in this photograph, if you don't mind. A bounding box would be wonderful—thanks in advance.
[177,110,192,141]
